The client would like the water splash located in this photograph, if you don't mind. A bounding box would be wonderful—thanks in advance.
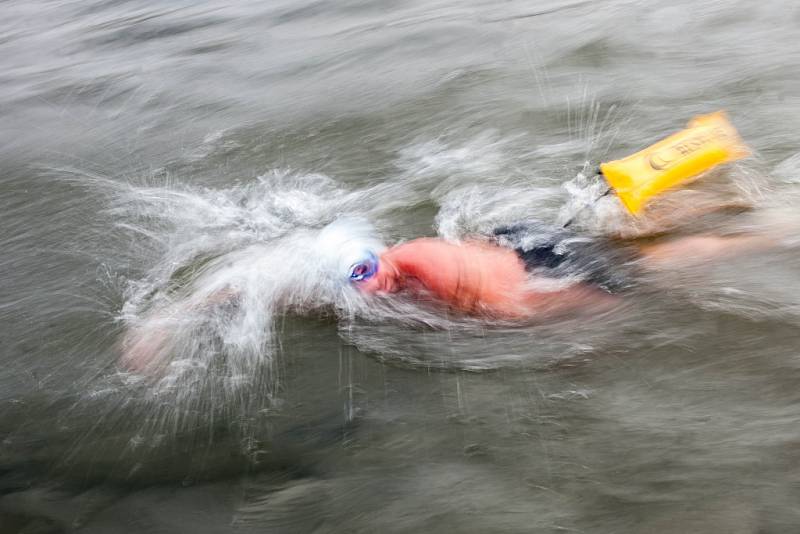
[65,128,800,441]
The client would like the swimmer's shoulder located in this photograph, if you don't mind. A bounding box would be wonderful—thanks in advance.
[381,238,461,280]
[383,238,452,259]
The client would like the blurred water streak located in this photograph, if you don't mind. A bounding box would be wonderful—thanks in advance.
[3,0,800,532]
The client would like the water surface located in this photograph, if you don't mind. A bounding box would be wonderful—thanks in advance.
[3,1,800,532]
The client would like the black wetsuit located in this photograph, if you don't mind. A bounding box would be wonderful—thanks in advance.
[492,221,634,293]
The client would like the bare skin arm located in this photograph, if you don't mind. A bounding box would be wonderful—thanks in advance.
[638,233,778,270]
[612,198,754,239]
[119,287,239,373]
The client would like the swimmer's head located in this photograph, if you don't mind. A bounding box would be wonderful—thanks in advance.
[317,217,385,285]
[348,251,379,283]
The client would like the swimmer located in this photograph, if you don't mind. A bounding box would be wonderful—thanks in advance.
[119,111,785,372]
[118,211,781,373]
[344,217,778,319]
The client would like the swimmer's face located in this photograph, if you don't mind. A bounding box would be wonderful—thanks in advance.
[349,253,398,293]
[349,251,379,283]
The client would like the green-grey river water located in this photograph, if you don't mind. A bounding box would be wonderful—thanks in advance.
[3,1,800,532]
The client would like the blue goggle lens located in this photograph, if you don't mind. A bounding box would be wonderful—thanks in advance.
[349,252,378,282]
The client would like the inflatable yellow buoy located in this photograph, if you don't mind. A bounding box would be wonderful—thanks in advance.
[600,111,750,215]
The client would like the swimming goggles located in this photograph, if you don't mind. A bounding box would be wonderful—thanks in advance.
[348,251,379,282]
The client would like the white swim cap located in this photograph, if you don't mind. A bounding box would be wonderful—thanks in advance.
[317,217,385,282]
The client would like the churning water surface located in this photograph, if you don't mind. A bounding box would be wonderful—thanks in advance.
[3,0,800,532]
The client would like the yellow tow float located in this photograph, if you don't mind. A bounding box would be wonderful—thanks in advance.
[600,111,750,215]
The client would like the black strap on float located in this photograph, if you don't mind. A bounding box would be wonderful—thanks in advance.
[562,168,611,228]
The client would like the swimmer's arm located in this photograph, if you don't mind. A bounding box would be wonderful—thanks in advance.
[195,286,240,310]
[119,286,240,373]
[639,233,778,269]
[627,199,754,238]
